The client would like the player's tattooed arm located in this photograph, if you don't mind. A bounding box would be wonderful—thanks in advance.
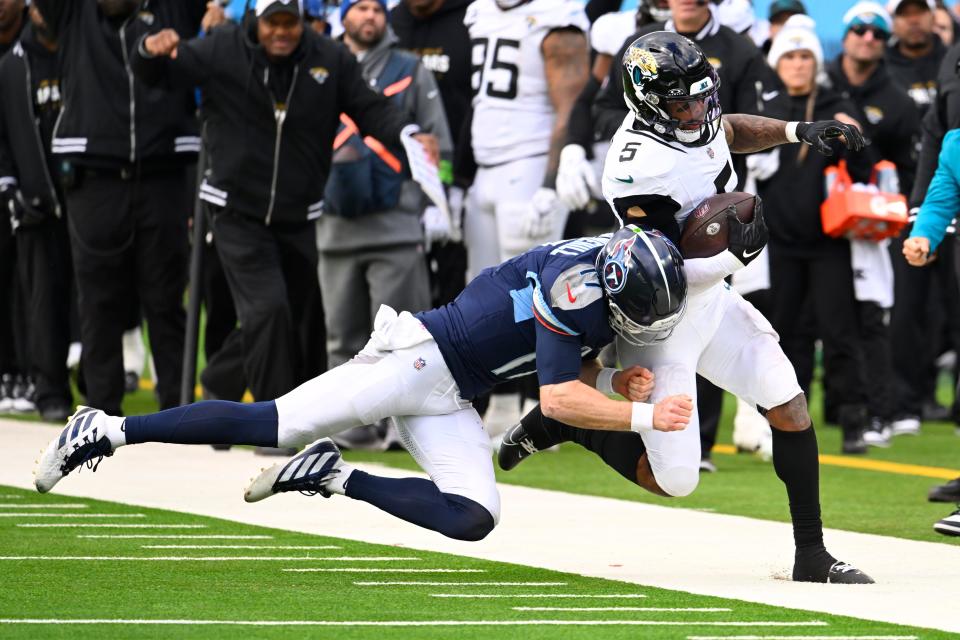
[722,114,791,153]
[542,27,590,189]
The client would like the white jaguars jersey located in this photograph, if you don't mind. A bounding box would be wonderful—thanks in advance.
[590,9,636,57]
[465,0,589,166]
[602,114,738,238]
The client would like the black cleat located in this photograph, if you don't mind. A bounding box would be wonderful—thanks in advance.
[825,561,875,584]
[928,477,960,503]
[498,419,563,471]
[793,548,874,584]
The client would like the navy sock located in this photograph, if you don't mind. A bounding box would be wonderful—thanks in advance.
[124,400,279,447]
[345,470,494,541]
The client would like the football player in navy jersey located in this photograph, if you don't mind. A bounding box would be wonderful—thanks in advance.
[35,227,691,542]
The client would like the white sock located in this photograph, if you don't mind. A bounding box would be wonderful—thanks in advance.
[104,416,127,450]
[324,462,355,496]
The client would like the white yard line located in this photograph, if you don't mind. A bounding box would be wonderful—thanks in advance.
[0,513,143,518]
[0,556,416,561]
[431,593,646,599]
[0,618,829,627]
[515,607,731,612]
[0,503,87,508]
[354,581,567,586]
[140,545,341,550]
[283,568,485,573]
[0,494,22,498]
[687,637,918,640]
[78,535,272,540]
[2,421,957,633]
[16,524,205,528]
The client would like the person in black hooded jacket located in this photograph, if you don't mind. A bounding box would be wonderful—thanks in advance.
[133,0,439,405]
[757,21,871,454]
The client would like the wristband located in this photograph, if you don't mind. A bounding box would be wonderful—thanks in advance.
[630,402,654,433]
[785,121,801,143]
[596,368,617,395]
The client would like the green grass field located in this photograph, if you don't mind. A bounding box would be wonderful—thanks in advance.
[0,484,948,639]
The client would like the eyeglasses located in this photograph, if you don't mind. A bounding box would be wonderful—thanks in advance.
[848,24,891,41]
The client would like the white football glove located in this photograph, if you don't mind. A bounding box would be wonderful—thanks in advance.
[522,187,566,239]
[421,205,452,251]
[556,144,599,210]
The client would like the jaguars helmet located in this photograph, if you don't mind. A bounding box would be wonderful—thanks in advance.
[621,31,722,147]
[596,226,687,347]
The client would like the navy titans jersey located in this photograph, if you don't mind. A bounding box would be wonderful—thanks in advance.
[418,235,616,401]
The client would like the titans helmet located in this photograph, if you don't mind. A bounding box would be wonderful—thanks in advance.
[596,226,687,346]
[621,31,722,147]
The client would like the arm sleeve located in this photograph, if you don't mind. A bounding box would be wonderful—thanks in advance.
[913,132,960,252]
[339,47,413,145]
[411,62,453,158]
[684,252,745,295]
[131,32,217,89]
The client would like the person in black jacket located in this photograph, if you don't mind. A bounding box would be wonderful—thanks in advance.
[390,0,472,308]
[0,4,71,422]
[758,18,871,454]
[32,0,207,417]
[823,2,921,445]
[134,0,438,405]
[886,0,960,434]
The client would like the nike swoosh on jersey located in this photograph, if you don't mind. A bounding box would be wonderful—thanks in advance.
[742,247,763,259]
[762,91,779,101]
[566,283,577,303]
[615,176,633,183]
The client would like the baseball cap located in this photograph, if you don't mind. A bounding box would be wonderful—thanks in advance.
[886,0,935,14]
[843,1,893,35]
[768,0,807,21]
[255,0,303,19]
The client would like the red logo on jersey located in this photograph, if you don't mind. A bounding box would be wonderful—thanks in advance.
[566,283,578,303]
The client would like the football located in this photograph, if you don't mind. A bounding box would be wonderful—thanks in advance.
[679,192,758,259]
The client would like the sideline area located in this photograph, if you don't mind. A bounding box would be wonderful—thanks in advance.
[2,419,957,634]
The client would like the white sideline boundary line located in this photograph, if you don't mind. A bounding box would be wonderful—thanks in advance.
[78,535,272,540]
[0,619,830,627]
[515,607,732,612]
[0,503,88,508]
[354,581,567,586]
[687,637,918,640]
[284,568,485,573]
[0,513,144,518]
[0,556,417,562]
[140,545,342,550]
[17,524,205,528]
[0,494,22,498]
[431,593,647,599]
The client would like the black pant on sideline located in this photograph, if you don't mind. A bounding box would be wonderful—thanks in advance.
[855,300,895,420]
[67,167,189,415]
[210,208,324,401]
[768,243,866,410]
[16,217,73,410]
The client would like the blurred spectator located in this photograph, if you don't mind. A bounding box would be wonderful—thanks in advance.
[933,2,956,44]
[317,0,451,448]
[886,0,960,438]
[33,0,207,416]
[0,0,26,413]
[824,2,920,445]
[763,0,807,53]
[0,3,71,421]
[758,17,871,454]
[133,0,438,411]
[391,0,472,307]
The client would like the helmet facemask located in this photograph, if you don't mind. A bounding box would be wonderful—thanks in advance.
[607,297,686,346]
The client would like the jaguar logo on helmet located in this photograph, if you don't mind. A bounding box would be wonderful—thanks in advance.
[628,48,659,83]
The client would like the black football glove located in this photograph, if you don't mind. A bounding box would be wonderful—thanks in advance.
[795,120,866,156]
[727,196,768,266]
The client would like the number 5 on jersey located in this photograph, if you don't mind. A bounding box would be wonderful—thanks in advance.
[472,38,520,100]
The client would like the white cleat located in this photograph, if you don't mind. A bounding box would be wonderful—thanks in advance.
[244,438,343,503]
[34,406,115,493]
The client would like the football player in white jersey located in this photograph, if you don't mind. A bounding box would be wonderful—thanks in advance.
[500,32,875,584]
[463,0,590,277]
